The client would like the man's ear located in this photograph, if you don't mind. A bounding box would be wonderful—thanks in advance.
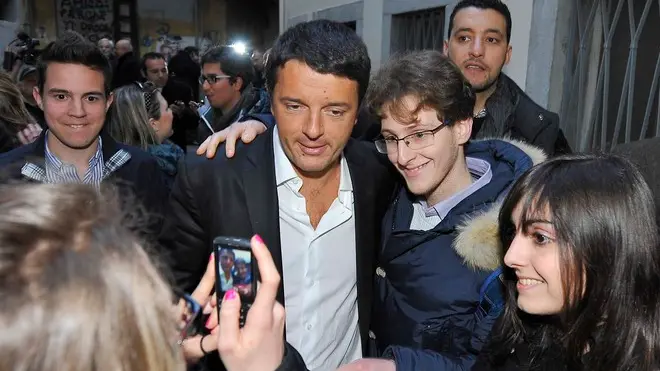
[105,92,114,111]
[231,76,244,92]
[453,117,473,146]
[443,40,449,56]
[33,86,43,109]
[504,44,512,66]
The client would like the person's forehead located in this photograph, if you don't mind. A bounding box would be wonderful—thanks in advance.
[452,7,507,34]
[276,60,358,90]
[202,62,225,74]
[44,63,105,91]
[146,58,166,68]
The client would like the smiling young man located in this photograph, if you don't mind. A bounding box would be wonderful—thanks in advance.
[444,0,571,156]
[0,32,168,238]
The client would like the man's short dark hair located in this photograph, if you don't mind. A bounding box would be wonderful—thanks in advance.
[201,46,255,92]
[140,52,166,72]
[37,31,112,95]
[183,46,199,55]
[265,19,371,104]
[448,0,512,44]
[365,50,475,125]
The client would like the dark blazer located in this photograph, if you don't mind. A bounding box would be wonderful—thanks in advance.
[159,125,397,356]
[0,131,170,240]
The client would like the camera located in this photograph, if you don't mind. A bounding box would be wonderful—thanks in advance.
[3,32,40,71]
[15,32,40,65]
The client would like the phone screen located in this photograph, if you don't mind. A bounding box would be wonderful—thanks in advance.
[214,237,256,303]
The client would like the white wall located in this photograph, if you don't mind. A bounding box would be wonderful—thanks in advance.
[282,0,359,21]
[500,0,532,90]
[280,0,536,89]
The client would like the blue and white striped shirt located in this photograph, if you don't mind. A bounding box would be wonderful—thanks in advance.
[44,135,105,185]
[20,133,132,185]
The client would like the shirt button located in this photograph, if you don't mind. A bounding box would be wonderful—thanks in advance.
[306,324,312,330]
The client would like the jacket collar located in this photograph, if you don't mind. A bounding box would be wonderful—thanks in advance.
[20,130,131,182]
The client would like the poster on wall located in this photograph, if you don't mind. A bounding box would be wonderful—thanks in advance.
[56,0,114,43]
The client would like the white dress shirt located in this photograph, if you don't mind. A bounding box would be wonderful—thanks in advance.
[273,127,362,371]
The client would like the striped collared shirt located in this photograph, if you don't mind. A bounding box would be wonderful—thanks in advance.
[44,135,105,184]
[20,134,132,185]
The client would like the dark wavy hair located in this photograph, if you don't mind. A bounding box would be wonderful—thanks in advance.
[37,31,112,95]
[493,153,660,370]
[265,19,371,104]
[365,50,474,126]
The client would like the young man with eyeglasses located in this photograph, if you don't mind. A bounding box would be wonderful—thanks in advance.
[338,50,547,371]
[196,45,270,143]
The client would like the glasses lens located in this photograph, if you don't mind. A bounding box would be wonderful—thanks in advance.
[374,140,388,154]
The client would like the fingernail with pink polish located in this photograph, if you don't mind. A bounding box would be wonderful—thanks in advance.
[224,289,237,301]
[254,234,264,245]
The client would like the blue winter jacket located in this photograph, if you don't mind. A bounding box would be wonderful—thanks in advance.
[372,139,545,371]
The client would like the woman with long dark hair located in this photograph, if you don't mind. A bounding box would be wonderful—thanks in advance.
[474,153,660,370]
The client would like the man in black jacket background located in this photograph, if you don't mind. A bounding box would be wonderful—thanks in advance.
[444,0,571,155]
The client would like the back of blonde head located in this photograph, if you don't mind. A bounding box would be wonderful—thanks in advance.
[0,184,182,371]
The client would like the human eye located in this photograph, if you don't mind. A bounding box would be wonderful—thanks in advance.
[457,35,470,43]
[86,95,101,103]
[486,37,500,44]
[285,103,303,111]
[531,231,552,246]
[326,108,346,117]
[53,93,68,101]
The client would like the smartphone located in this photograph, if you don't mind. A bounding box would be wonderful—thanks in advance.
[214,236,257,327]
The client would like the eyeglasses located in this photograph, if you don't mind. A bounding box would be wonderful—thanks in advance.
[374,124,447,154]
[173,289,202,342]
[199,74,232,85]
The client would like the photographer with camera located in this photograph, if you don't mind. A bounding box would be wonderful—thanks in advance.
[3,32,40,79]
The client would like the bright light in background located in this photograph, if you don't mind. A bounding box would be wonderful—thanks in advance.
[230,42,247,55]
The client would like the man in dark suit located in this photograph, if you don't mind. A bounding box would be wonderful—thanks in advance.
[159,20,396,370]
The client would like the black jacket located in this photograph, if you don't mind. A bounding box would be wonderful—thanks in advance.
[0,131,170,242]
[159,124,397,368]
[161,77,198,150]
[475,74,571,156]
[112,51,142,90]
[472,318,569,371]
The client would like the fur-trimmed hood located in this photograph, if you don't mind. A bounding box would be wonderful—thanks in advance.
[452,138,546,271]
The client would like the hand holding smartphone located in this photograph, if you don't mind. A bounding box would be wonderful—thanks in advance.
[214,236,257,327]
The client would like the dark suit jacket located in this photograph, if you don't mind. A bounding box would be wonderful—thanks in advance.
[159,126,397,356]
[161,77,198,150]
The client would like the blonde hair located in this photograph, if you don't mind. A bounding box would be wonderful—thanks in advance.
[0,71,37,137]
[106,82,160,149]
[0,183,183,371]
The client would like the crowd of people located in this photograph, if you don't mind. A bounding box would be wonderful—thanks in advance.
[0,0,659,370]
